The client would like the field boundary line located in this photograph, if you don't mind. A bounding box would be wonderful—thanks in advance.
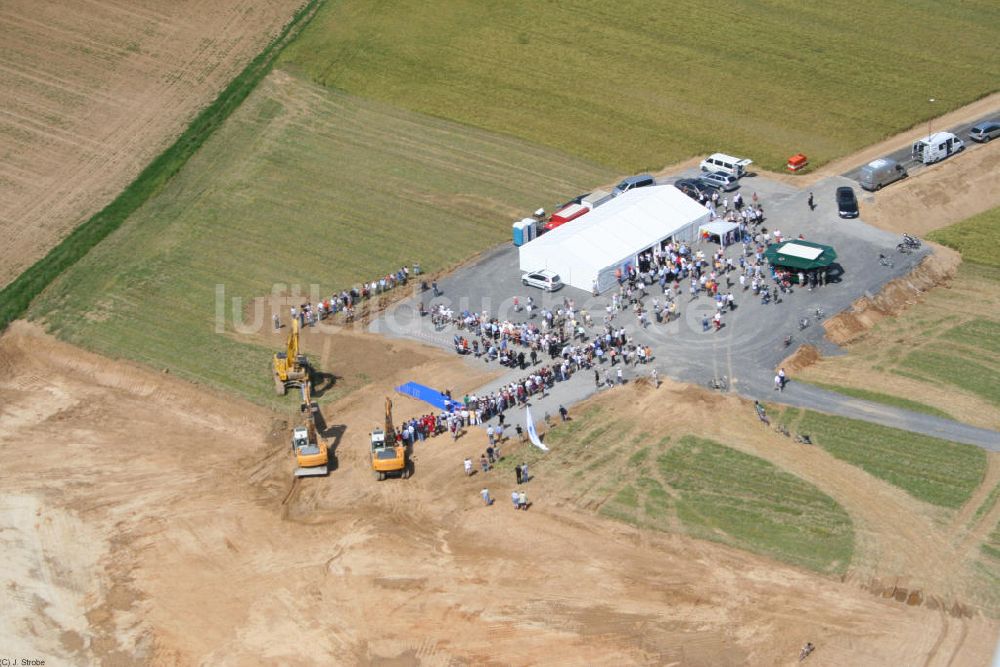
[0,0,324,331]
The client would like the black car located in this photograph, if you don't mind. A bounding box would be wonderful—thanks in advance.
[836,186,859,219]
[674,178,719,201]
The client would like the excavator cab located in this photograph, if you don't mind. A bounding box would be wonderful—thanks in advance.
[291,382,328,477]
[370,397,408,481]
[273,318,309,395]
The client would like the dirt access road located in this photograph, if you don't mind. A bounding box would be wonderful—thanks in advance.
[0,0,303,287]
[1,321,995,666]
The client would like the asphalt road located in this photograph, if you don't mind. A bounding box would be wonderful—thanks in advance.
[372,174,1000,451]
[842,109,1000,183]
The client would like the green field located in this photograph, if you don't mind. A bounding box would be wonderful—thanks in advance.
[895,318,1000,408]
[929,206,1000,268]
[29,73,614,405]
[794,411,987,509]
[280,0,1000,172]
[541,414,854,574]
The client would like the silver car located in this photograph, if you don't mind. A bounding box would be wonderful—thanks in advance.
[522,269,563,291]
[969,120,1000,143]
[698,171,740,191]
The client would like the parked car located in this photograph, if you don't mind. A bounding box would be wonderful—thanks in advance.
[698,171,740,192]
[613,174,655,196]
[969,120,1000,143]
[836,186,859,219]
[522,269,563,292]
[674,178,718,200]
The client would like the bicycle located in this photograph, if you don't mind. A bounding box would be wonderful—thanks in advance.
[902,233,921,249]
[814,307,825,319]
[878,253,894,268]
[799,642,815,662]
[794,433,813,445]
[798,317,810,331]
[783,334,793,348]
[707,376,729,391]
[896,242,913,254]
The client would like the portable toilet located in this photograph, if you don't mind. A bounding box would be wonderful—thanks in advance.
[520,217,537,242]
[512,220,526,246]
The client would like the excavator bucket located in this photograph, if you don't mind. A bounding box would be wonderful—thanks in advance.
[295,465,328,478]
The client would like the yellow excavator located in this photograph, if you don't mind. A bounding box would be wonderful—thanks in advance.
[291,380,329,477]
[370,397,409,481]
[273,317,310,395]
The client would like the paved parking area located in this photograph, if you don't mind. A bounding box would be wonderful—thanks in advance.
[371,173,1000,449]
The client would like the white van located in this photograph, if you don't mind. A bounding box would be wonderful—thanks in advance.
[911,132,964,165]
[700,153,753,178]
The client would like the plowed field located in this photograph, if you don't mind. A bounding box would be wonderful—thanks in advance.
[0,0,302,287]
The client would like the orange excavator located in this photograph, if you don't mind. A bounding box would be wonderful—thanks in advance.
[291,381,329,477]
[273,317,309,396]
[370,397,409,481]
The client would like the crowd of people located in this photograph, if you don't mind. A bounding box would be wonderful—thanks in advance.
[277,264,420,329]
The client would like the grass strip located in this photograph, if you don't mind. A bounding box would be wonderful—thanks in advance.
[799,411,986,509]
[799,380,954,420]
[0,0,323,332]
[972,482,1000,528]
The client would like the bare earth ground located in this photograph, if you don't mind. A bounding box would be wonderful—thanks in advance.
[0,0,303,286]
[1,321,996,666]
[859,141,1000,236]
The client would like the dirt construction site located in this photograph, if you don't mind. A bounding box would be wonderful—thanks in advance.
[2,317,999,666]
[3,3,1000,663]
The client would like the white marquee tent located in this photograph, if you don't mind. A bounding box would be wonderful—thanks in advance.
[518,185,710,292]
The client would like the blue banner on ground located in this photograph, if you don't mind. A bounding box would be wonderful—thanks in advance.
[396,382,453,411]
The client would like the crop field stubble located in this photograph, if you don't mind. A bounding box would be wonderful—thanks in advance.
[0,0,305,287]
[279,0,1000,173]
[29,72,615,404]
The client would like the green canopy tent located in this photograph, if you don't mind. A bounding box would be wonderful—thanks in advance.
[764,240,837,271]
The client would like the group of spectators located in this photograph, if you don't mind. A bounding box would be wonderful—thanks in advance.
[278,264,420,329]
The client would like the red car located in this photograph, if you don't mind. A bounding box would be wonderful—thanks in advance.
[544,203,589,231]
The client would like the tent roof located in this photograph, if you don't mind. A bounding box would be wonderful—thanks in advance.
[522,186,709,268]
[699,220,739,237]
[764,240,837,270]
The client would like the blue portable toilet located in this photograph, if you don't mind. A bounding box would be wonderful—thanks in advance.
[512,220,526,246]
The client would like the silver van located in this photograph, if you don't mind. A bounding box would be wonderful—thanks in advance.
[858,158,907,191]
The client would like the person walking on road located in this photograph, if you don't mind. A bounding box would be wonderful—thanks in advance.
[559,405,569,422]
[774,373,784,392]
[807,192,815,211]
[651,368,660,388]
[515,464,523,485]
